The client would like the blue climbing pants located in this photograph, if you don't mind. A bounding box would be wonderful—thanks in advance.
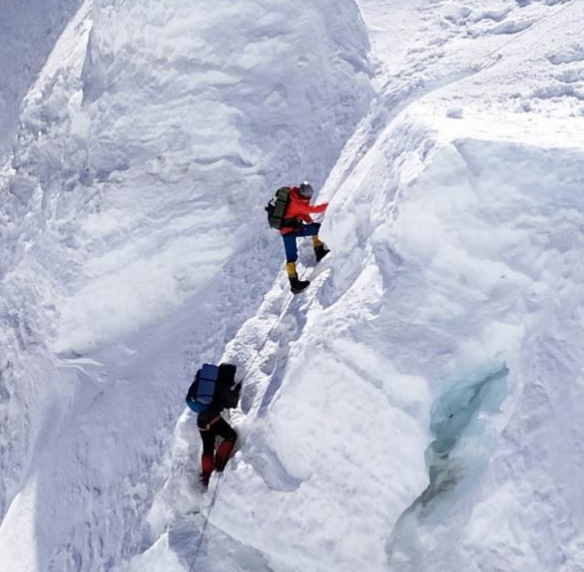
[282,223,321,263]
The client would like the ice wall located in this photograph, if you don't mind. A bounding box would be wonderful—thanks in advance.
[0,0,373,570]
[383,138,584,572]
[0,0,84,153]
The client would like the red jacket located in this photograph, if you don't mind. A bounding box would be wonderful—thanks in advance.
[280,187,328,235]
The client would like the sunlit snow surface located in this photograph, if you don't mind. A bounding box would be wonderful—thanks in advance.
[2,0,584,571]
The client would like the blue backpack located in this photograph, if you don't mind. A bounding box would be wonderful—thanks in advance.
[186,363,240,413]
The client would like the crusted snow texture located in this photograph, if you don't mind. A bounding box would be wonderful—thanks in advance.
[3,0,584,571]
[0,0,371,570]
[0,0,84,154]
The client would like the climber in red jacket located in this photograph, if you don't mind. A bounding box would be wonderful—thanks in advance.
[281,182,330,293]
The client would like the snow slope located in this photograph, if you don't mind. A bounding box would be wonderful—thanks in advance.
[147,1,584,571]
[0,0,83,153]
[0,0,371,570]
[3,0,584,571]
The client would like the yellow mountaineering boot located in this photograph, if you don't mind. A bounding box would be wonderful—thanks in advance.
[312,236,330,263]
[286,262,310,294]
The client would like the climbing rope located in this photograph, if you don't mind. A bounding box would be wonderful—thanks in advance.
[188,472,224,572]
[477,0,578,71]
[187,288,295,570]
[187,4,579,568]
[239,291,295,385]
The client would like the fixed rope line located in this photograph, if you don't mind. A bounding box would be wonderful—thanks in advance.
[239,291,295,386]
[477,0,578,71]
[188,290,294,570]
[188,473,224,572]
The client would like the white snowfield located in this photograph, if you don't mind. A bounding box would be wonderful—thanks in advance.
[1,0,584,571]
